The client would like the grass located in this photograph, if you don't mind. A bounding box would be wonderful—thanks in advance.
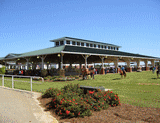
[0,71,160,108]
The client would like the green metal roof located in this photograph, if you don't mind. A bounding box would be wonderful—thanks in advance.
[0,45,159,61]
[50,37,121,48]
[1,45,65,60]
[63,45,160,60]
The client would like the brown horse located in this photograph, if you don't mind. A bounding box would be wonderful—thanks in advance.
[119,69,126,78]
[81,67,91,80]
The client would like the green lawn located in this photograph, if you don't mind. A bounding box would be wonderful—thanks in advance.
[0,71,160,108]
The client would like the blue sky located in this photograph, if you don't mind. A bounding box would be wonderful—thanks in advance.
[0,0,160,63]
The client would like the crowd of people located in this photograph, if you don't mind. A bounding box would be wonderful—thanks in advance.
[81,64,160,80]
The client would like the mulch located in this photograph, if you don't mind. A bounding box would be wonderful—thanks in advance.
[37,97,160,123]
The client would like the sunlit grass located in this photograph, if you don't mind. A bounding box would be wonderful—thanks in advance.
[0,71,160,108]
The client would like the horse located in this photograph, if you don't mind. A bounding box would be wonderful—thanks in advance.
[119,69,126,78]
[81,68,91,80]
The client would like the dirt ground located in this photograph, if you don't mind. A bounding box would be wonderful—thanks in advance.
[37,97,160,123]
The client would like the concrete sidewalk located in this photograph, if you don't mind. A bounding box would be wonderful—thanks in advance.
[0,86,58,123]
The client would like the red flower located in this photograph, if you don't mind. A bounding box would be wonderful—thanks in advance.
[73,99,75,101]
[86,100,88,102]
[110,91,113,93]
[109,97,111,99]
[115,95,117,97]
[102,102,104,105]
[69,100,72,102]
[78,112,80,115]
[75,103,78,105]
[109,105,111,106]
[60,101,62,104]
[60,113,62,115]
[81,98,83,100]
[55,105,56,107]
[66,110,70,115]
[90,104,92,106]
[89,91,94,94]
[53,99,55,102]
[115,99,117,101]
[104,99,106,101]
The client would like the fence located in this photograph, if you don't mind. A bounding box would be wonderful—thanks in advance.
[0,74,44,92]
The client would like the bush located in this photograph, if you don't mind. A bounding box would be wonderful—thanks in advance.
[43,84,121,119]
[41,69,48,77]
[0,66,5,74]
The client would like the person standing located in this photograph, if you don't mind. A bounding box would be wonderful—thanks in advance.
[153,66,156,74]
[90,66,94,80]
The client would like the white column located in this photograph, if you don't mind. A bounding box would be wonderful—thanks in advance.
[136,59,140,68]
[126,59,131,67]
[41,57,44,70]
[60,53,64,70]
[114,58,119,73]
[40,56,46,70]
[99,56,105,69]
[26,58,29,70]
[82,55,90,69]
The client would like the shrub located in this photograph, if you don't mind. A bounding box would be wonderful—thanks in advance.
[0,66,5,74]
[42,88,60,98]
[41,69,48,77]
[43,84,121,118]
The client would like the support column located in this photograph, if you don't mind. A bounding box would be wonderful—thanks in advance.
[25,58,30,70]
[40,56,46,70]
[82,54,90,69]
[144,60,149,71]
[136,59,141,71]
[113,58,119,73]
[99,56,105,74]
[58,53,65,77]
[126,59,132,72]
[60,53,64,70]
[151,60,155,67]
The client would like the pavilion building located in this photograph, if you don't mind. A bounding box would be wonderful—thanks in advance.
[0,37,160,76]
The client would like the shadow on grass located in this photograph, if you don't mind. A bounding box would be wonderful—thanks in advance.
[151,78,158,79]
[112,78,121,80]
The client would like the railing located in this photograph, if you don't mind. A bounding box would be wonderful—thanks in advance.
[0,74,44,92]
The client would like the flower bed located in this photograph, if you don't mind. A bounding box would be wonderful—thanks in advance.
[42,84,121,119]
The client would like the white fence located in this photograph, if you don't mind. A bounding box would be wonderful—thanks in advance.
[0,74,44,92]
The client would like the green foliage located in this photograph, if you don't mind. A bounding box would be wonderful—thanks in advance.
[43,83,120,119]
[0,66,5,74]
[42,88,60,98]
[41,69,48,77]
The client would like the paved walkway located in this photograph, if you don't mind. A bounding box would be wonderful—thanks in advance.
[0,86,58,123]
